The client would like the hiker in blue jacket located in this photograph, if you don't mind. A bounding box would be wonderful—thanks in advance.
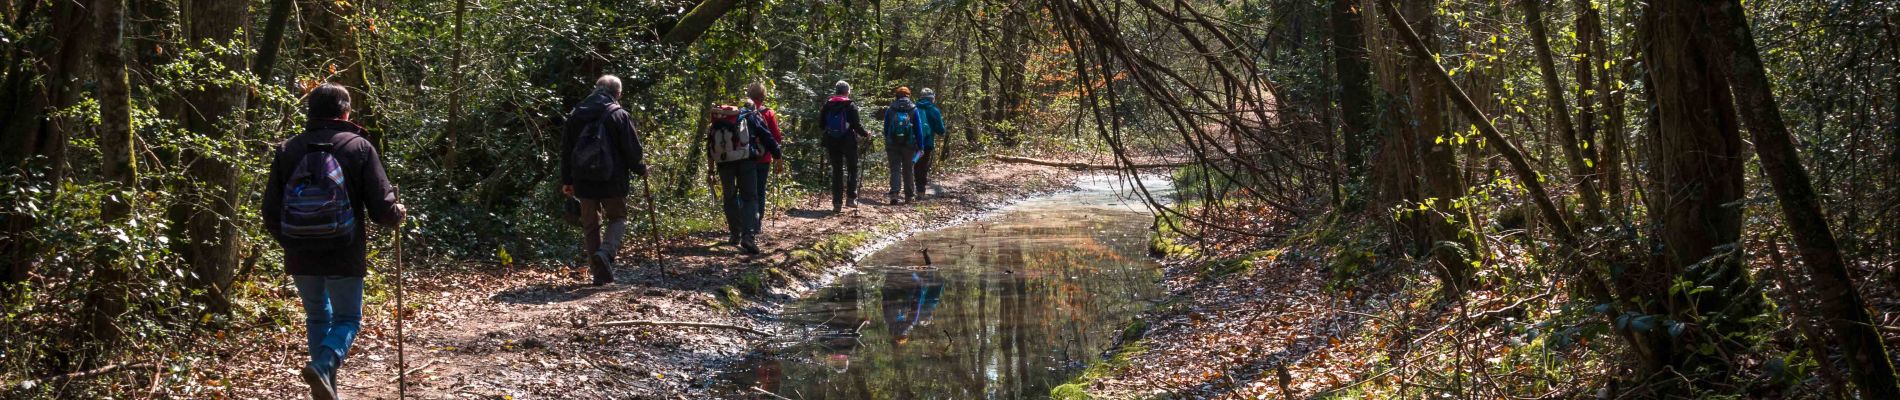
[913,89,945,198]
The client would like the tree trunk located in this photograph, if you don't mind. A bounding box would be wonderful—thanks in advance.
[442,0,469,169]
[1705,1,1900,396]
[253,0,293,83]
[300,0,377,141]
[1398,0,1471,290]
[1632,0,1765,384]
[176,0,252,315]
[662,0,741,45]
[84,0,135,360]
[0,0,97,297]
[1332,0,1377,210]
[1523,0,1604,224]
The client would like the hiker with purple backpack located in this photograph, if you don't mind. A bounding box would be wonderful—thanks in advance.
[561,75,650,285]
[263,82,407,400]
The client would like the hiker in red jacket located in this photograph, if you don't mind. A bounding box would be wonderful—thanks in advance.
[746,83,784,234]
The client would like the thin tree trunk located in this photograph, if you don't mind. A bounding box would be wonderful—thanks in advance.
[442,0,468,170]
[253,0,293,83]
[1333,0,1377,210]
[1397,0,1471,290]
[1705,1,1900,396]
[1523,0,1604,224]
[177,0,253,315]
[85,0,134,360]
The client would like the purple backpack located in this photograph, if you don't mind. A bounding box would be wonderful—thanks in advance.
[279,137,358,250]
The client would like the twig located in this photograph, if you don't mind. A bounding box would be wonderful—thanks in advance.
[595,320,773,336]
[11,362,155,391]
[387,359,441,382]
[988,154,1190,170]
[751,386,795,400]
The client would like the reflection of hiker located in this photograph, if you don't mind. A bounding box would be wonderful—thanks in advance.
[263,82,407,400]
[880,268,943,346]
[913,88,945,198]
[819,81,870,212]
[708,98,782,254]
[878,87,925,204]
[561,75,649,285]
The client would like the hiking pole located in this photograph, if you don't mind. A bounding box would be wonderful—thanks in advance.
[392,188,408,398]
[640,172,666,275]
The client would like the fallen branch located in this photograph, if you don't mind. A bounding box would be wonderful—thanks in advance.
[989,154,1190,170]
[595,319,773,336]
[752,386,795,400]
[388,359,442,382]
[12,362,155,391]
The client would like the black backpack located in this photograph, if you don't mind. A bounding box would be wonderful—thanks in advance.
[570,104,621,181]
[279,136,360,251]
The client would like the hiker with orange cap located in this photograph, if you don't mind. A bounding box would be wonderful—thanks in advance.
[879,86,925,204]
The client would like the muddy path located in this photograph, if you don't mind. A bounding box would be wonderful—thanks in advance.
[225,161,1080,399]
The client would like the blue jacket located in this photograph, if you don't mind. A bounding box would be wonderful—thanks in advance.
[915,97,944,150]
[882,97,924,150]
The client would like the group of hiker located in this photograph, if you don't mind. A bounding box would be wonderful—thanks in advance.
[262,76,946,398]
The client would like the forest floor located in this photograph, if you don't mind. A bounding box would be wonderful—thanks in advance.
[219,158,1082,399]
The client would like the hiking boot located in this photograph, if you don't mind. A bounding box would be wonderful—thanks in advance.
[740,236,762,255]
[301,361,337,400]
[590,250,615,285]
[833,202,842,213]
[847,197,859,208]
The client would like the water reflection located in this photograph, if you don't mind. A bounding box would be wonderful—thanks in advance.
[726,176,1167,399]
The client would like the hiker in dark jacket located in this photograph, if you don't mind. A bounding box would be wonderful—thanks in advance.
[880,87,924,204]
[263,82,407,400]
[561,75,649,285]
[914,88,945,198]
[746,83,784,235]
[819,81,871,212]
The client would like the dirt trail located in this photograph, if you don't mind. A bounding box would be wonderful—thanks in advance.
[230,161,1077,399]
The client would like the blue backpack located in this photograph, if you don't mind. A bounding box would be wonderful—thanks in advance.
[887,109,917,146]
[280,137,359,250]
[823,108,851,140]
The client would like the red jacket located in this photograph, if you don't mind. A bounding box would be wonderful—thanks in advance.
[757,107,783,163]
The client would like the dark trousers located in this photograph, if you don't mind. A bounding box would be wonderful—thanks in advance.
[578,197,628,256]
[913,148,933,197]
[886,144,917,200]
[825,138,861,207]
[751,162,771,232]
[718,161,759,239]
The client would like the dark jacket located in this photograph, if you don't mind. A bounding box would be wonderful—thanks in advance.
[820,96,869,147]
[263,119,403,277]
[881,97,922,150]
[561,92,648,199]
[915,97,944,151]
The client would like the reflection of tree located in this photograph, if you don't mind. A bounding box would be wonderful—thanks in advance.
[742,209,1163,398]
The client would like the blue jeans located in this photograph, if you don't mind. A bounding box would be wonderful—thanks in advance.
[293,275,364,364]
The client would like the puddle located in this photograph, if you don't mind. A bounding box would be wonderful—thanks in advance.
[720,175,1171,398]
